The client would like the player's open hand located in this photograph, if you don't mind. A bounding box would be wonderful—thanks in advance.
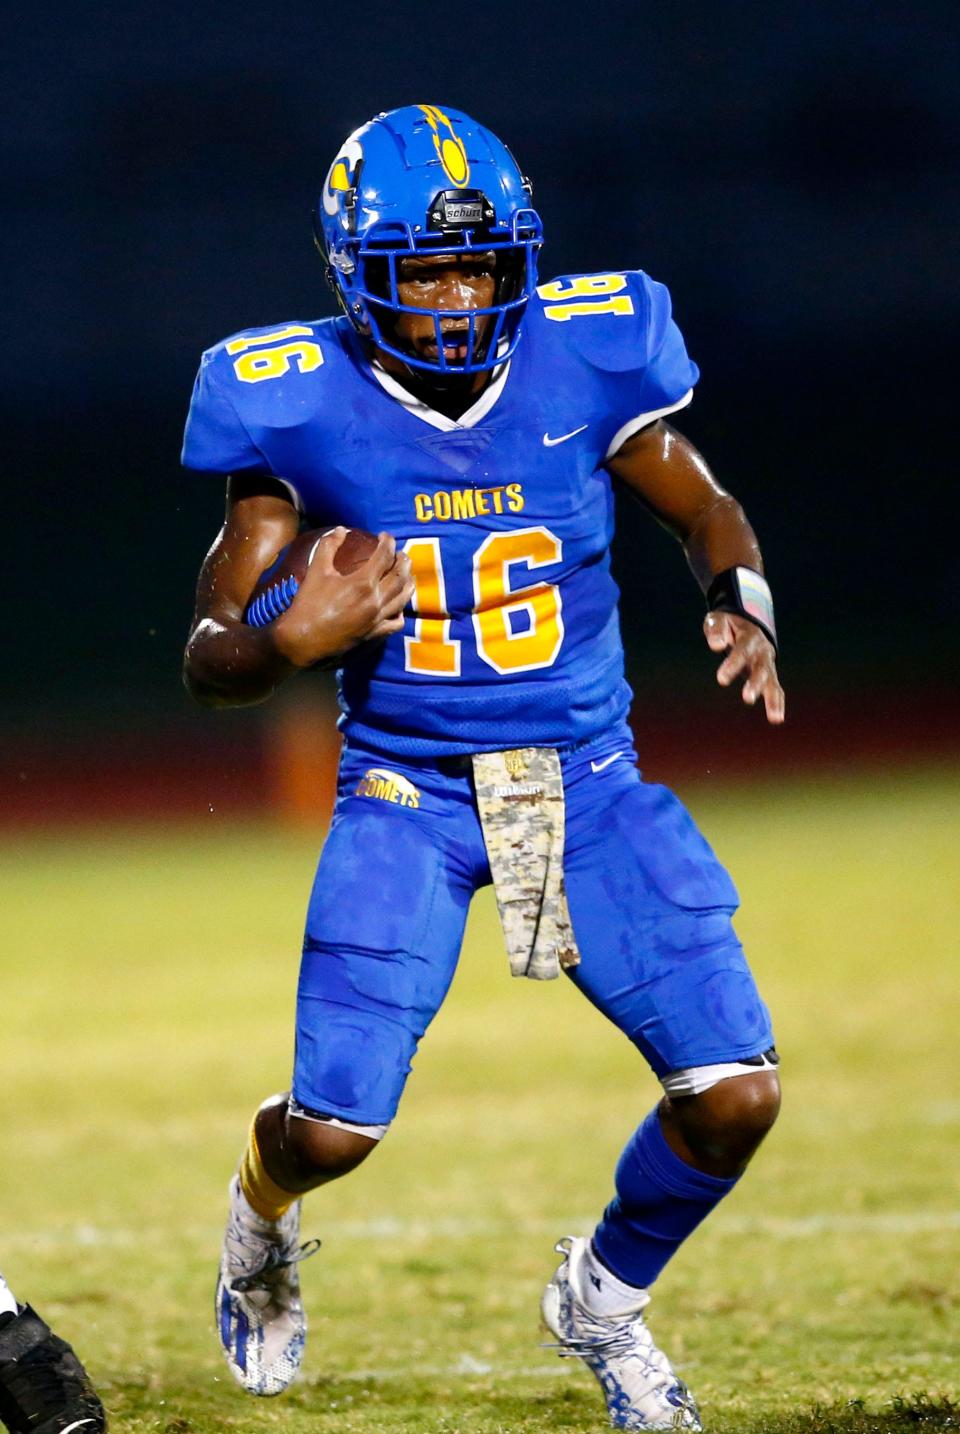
[272,529,414,668]
[704,611,785,723]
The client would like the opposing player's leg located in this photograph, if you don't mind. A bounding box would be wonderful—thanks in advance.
[216,746,483,1395]
[0,1277,106,1434]
[541,727,779,1431]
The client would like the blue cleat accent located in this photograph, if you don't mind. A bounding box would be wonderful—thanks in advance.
[541,1237,701,1431]
[215,1177,320,1397]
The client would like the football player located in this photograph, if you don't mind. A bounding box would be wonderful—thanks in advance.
[0,1276,106,1433]
[182,104,784,1432]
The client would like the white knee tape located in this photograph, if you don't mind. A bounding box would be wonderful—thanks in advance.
[661,1049,779,1099]
[288,1099,388,1142]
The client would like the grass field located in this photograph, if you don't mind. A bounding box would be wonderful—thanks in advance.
[1,767,958,1433]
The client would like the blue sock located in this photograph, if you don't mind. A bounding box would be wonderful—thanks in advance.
[591,1106,739,1289]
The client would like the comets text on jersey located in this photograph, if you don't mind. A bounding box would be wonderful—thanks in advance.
[414,484,524,523]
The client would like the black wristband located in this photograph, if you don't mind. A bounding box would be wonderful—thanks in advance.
[706,566,778,653]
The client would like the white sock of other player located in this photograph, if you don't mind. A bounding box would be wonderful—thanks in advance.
[0,1274,18,1317]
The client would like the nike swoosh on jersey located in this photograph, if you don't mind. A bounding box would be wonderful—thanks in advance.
[590,751,624,773]
[60,1422,97,1434]
[542,424,588,447]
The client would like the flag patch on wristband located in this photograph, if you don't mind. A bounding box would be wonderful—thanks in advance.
[735,568,776,644]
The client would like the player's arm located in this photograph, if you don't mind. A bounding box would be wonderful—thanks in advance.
[607,420,785,723]
[183,475,413,708]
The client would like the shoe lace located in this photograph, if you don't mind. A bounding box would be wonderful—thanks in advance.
[230,1237,322,1293]
[547,1320,686,1418]
[544,1239,670,1371]
[546,1317,654,1363]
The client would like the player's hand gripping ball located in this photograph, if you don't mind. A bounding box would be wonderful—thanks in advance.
[245,527,383,627]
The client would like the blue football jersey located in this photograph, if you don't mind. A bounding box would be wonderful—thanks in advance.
[182,270,699,755]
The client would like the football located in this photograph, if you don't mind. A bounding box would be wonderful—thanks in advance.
[245,526,381,627]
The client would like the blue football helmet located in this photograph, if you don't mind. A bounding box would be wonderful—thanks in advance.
[314,104,543,375]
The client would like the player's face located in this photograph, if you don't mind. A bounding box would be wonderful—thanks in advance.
[392,253,497,366]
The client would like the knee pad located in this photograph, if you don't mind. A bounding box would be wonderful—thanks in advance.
[288,1098,388,1142]
[660,1046,779,1098]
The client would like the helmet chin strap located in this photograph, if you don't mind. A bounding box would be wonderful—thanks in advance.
[369,312,496,388]
[408,364,485,395]
[365,335,493,420]
[380,344,488,397]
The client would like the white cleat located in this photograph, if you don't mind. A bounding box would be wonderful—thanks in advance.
[541,1237,702,1431]
[214,1176,320,1396]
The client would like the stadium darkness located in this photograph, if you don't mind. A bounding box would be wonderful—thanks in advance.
[3,1,957,759]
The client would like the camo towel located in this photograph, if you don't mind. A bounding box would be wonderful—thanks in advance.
[472,747,580,980]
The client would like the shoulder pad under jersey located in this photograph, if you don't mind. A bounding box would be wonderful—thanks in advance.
[528,270,699,453]
[530,269,691,373]
[181,318,334,473]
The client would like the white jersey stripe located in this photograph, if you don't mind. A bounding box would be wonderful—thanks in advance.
[604,388,694,461]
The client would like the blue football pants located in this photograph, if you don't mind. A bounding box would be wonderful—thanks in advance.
[292,721,774,1127]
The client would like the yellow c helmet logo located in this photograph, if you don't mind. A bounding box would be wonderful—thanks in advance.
[322,137,364,217]
[418,104,471,187]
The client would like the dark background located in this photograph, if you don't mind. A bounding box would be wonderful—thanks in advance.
[3,2,957,780]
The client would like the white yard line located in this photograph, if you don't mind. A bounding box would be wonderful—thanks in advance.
[312,1360,574,1383]
[721,1211,960,1236]
[4,1209,960,1254]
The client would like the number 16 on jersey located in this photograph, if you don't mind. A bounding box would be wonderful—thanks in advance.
[403,528,564,677]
